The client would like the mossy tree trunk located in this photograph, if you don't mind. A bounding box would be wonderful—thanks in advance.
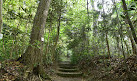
[20,0,51,78]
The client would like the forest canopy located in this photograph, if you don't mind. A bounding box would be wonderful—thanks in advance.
[0,0,137,81]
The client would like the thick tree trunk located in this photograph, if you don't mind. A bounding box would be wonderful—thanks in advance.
[122,0,137,44]
[0,0,2,33]
[19,0,51,78]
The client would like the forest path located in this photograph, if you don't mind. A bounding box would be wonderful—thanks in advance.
[51,75,85,81]
[50,61,86,81]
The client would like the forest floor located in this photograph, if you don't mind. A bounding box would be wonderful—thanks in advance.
[78,55,137,81]
[0,55,137,81]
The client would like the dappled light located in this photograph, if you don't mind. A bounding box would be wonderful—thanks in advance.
[0,0,137,81]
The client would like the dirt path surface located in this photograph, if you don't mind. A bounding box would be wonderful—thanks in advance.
[51,75,86,81]
[49,61,86,81]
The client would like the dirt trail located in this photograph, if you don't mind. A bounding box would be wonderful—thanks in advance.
[49,61,86,81]
[51,75,86,81]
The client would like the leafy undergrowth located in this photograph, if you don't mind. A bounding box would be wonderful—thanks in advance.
[78,55,137,81]
[0,59,53,81]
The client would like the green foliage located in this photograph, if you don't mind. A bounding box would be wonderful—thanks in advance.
[0,0,136,66]
[0,0,37,60]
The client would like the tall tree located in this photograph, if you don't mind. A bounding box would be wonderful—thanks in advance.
[127,27,137,55]
[19,0,52,78]
[52,8,61,63]
[122,0,137,44]
[102,0,111,59]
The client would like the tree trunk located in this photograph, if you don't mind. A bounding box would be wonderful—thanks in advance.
[52,9,61,64]
[19,0,51,78]
[45,25,51,57]
[115,36,121,57]
[120,31,126,59]
[124,40,129,57]
[122,0,137,44]
[102,0,111,59]
[127,27,137,55]
[86,0,90,53]
[130,36,137,55]
[0,0,2,33]
[105,32,111,59]
[91,0,98,56]
[113,0,126,59]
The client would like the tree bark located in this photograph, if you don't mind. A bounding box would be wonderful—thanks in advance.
[112,0,126,59]
[124,40,129,57]
[52,9,61,64]
[122,0,137,44]
[105,32,111,59]
[0,0,2,33]
[115,36,121,56]
[102,0,111,59]
[19,0,51,78]
[45,24,51,57]
[91,0,99,56]
[86,0,89,53]
[127,27,137,55]
[130,36,137,54]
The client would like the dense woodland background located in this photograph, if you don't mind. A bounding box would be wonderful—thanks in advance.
[0,0,137,81]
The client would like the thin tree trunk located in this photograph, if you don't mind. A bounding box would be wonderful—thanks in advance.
[52,9,61,64]
[130,36,137,55]
[124,40,129,57]
[45,25,51,57]
[86,0,89,53]
[105,32,111,59]
[81,25,86,52]
[116,37,121,57]
[120,33,126,59]
[91,0,98,56]
[122,0,137,44]
[102,0,111,59]
[92,0,97,37]
[10,40,14,59]
[0,0,2,33]
[112,0,126,59]
[127,27,137,55]
[44,23,52,65]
